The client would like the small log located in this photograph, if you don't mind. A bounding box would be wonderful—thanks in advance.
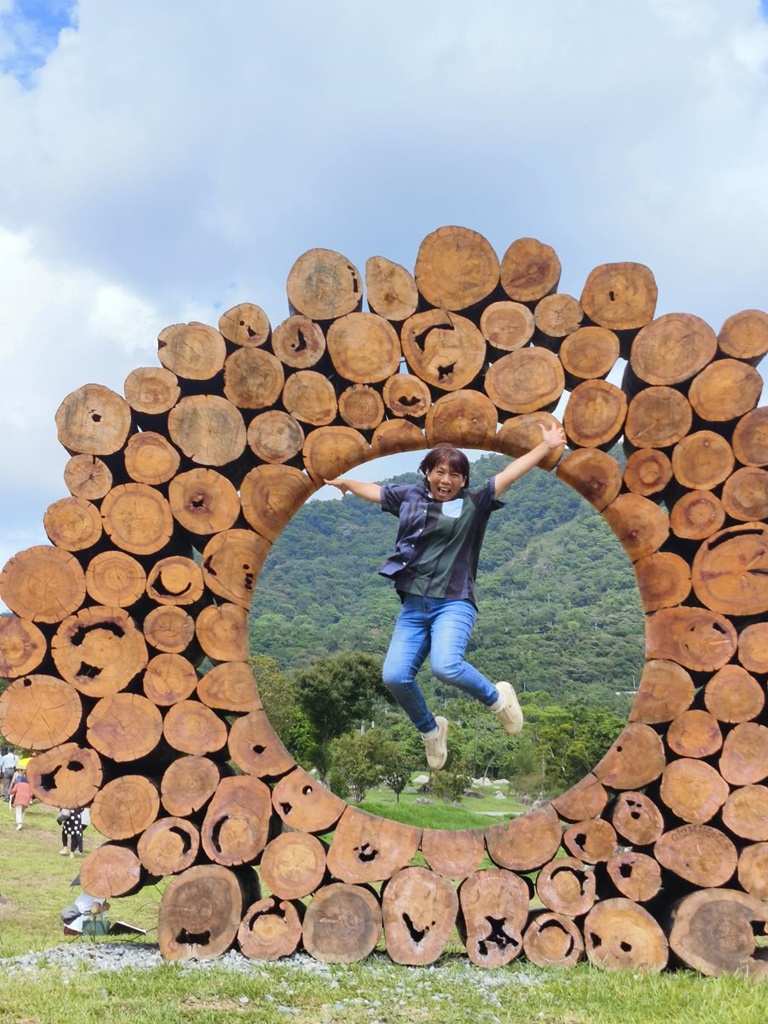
[0,675,82,750]
[302,426,371,483]
[630,313,718,386]
[326,807,421,884]
[286,248,362,320]
[722,466,768,522]
[414,225,499,311]
[370,418,426,457]
[55,383,132,456]
[201,774,273,867]
[123,367,181,416]
[0,615,46,678]
[161,755,220,817]
[52,605,148,698]
[238,896,303,961]
[223,348,285,410]
[738,843,768,899]
[738,622,768,673]
[485,803,562,872]
[562,819,617,864]
[157,322,227,380]
[124,431,181,486]
[634,551,691,611]
[583,898,668,972]
[654,824,738,887]
[159,864,244,961]
[624,387,692,449]
[500,237,561,303]
[138,816,200,875]
[90,774,160,839]
[534,293,583,341]
[282,369,338,426]
[365,255,419,321]
[86,693,163,762]
[247,410,305,464]
[671,430,734,490]
[555,448,622,511]
[551,774,608,822]
[480,300,534,352]
[563,379,627,448]
[536,856,596,916]
[201,529,270,608]
[425,390,498,449]
[197,661,259,713]
[523,911,584,968]
[668,888,768,977]
[719,722,768,786]
[420,827,485,878]
[326,312,401,383]
[496,412,565,470]
[669,489,725,540]
[168,395,247,467]
[63,454,113,501]
[485,347,565,414]
[605,852,662,902]
[611,791,664,846]
[26,742,103,810]
[271,766,347,834]
[163,699,228,755]
[667,709,723,758]
[382,373,432,419]
[659,758,729,824]
[0,545,86,623]
[143,605,196,654]
[240,464,316,543]
[259,832,327,899]
[692,524,768,617]
[559,326,620,386]
[457,869,528,968]
[382,866,459,965]
[688,358,762,423]
[196,602,249,662]
[338,384,385,431]
[592,723,666,789]
[645,607,737,673]
[44,497,102,551]
[718,309,768,364]
[732,406,768,467]
[302,883,382,963]
[722,785,768,841]
[101,483,175,556]
[601,493,669,562]
[704,665,764,724]
[218,302,271,348]
[146,557,204,607]
[228,708,295,778]
[168,467,240,536]
[402,310,487,392]
[80,844,143,898]
[271,315,326,369]
[623,449,673,497]
[580,262,658,331]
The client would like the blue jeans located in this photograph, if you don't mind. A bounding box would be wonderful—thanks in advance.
[382,594,499,734]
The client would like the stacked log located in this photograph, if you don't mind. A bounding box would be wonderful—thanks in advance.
[1,224,768,976]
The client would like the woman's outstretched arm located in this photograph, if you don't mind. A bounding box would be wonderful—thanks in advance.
[493,421,566,498]
[324,478,382,503]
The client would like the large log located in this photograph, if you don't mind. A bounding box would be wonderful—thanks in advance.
[583,898,668,972]
[485,803,562,872]
[605,852,662,903]
[480,300,534,352]
[659,758,729,824]
[721,466,768,522]
[0,545,86,623]
[555,448,622,511]
[282,369,338,426]
[669,489,725,540]
[167,395,247,467]
[738,843,768,900]
[611,791,664,846]
[719,722,768,786]
[246,410,305,464]
[402,310,487,392]
[0,675,82,750]
[143,605,196,655]
[382,866,459,965]
[559,326,620,386]
[326,312,401,383]
[240,464,316,543]
[623,449,673,498]
[551,774,608,822]
[580,262,658,332]
[201,529,270,608]
[592,723,666,789]
[688,358,762,423]
[271,766,346,834]
[0,614,47,678]
[286,248,362,320]
[500,237,560,303]
[123,431,181,486]
[157,322,227,380]
[55,383,132,456]
[692,524,768,616]
[90,774,160,839]
[534,293,583,341]
[536,856,596,917]
[101,483,175,556]
[158,864,244,961]
[721,785,768,841]
[704,664,764,724]
[634,551,691,611]
[668,888,768,977]
[601,493,669,562]
[146,557,204,607]
[382,373,432,419]
[496,412,564,470]
[271,315,326,368]
[160,755,220,817]
[201,774,274,867]
[223,348,285,410]
[123,367,180,416]
[63,454,113,501]
[425,390,498,449]
[562,819,617,864]
[629,314,717,387]
[52,605,148,698]
[457,869,529,968]
[562,379,626,448]
[197,661,259,713]
[196,602,249,662]
[326,807,421,884]
[370,418,426,457]
[26,742,103,810]
[163,699,228,755]
[338,384,385,431]
[302,426,370,483]
[138,816,200,875]
[420,827,485,878]
[43,497,102,551]
[227,708,295,778]
[523,911,584,968]
[238,897,303,961]
[80,844,143,898]
[365,255,419,322]
[414,225,499,311]
[624,386,692,449]
[86,693,163,762]
[259,831,327,899]
[645,607,737,673]
[302,883,382,963]
[666,710,723,758]
[654,825,738,887]
[671,430,734,490]
[738,622,768,673]
[168,468,241,536]
[485,347,564,414]
[732,406,768,467]
[717,309,768,364]
[218,302,271,348]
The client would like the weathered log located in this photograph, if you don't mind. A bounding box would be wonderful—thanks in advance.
[605,852,662,903]
[563,379,626,448]
[228,708,295,778]
[52,605,148,698]
[382,373,432,419]
[302,426,370,483]
[143,605,196,654]
[485,347,565,414]
[168,468,241,536]
[338,384,385,430]
[63,454,113,501]
[26,742,103,810]
[80,844,143,898]
[666,710,723,759]
[326,807,421,884]
[201,529,269,608]
[496,412,565,470]
[721,785,768,841]
[660,758,729,824]
[654,824,738,887]
[669,489,725,540]
[286,248,362,320]
[123,431,181,486]
[634,551,691,611]
[555,448,622,511]
[246,410,305,464]
[485,803,562,871]
[196,602,249,662]
[583,898,668,972]
[0,545,86,623]
[722,466,768,522]
[668,888,768,976]
[0,614,47,678]
[523,911,584,968]
[601,493,669,562]
[238,896,303,961]
[536,856,596,917]
[138,816,200,875]
[562,819,617,864]
[732,406,768,467]
[240,464,316,543]
[480,300,534,352]
[370,418,426,457]
[457,869,528,968]
[624,387,692,449]
[704,665,764,724]
[123,367,181,416]
[382,866,459,965]
[365,255,419,322]
[414,225,499,311]
[718,309,768,364]
[101,483,175,556]
[271,766,346,834]
[623,449,673,498]
[86,693,163,762]
[44,497,102,551]
[611,791,664,846]
[0,675,82,750]
[167,395,247,467]
[282,369,338,426]
[146,557,204,607]
[580,262,658,332]
[302,882,382,964]
[197,661,259,713]
[500,237,560,303]
[688,358,762,423]
[201,774,274,867]
[671,430,734,490]
[161,755,220,817]
[692,524,768,617]
[271,315,326,369]
[159,864,244,961]
[259,831,327,899]
[551,774,608,822]
[90,774,160,839]
[402,310,487,392]
[738,843,768,900]
[218,302,271,348]
[223,348,284,409]
[55,383,132,456]
[326,313,401,384]
[719,722,768,786]
[645,607,737,673]
[425,390,497,449]
[163,699,228,755]
[559,326,620,387]
[630,314,718,387]
[737,622,768,673]
[420,827,485,878]
[157,322,227,380]
[592,723,666,789]
[534,293,583,341]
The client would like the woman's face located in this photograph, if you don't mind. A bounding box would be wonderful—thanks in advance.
[426,461,467,502]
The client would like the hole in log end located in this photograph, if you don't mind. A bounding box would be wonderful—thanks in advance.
[39,768,61,791]
[176,928,211,946]
[402,912,432,944]
[354,842,378,863]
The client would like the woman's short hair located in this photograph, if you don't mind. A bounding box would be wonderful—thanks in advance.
[418,444,470,485]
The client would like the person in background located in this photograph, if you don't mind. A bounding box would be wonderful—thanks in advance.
[9,771,32,830]
[58,807,89,858]
[60,890,109,936]
[1,747,17,801]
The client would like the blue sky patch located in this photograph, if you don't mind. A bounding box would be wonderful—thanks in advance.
[0,0,77,88]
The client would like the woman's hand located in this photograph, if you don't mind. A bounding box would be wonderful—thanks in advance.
[540,421,566,450]
[324,477,350,494]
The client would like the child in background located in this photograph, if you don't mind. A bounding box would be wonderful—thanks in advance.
[9,772,32,830]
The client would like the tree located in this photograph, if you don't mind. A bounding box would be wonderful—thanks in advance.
[249,654,316,768]
[328,732,380,802]
[363,728,415,802]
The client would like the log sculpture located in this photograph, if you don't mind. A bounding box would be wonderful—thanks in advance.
[1,225,768,975]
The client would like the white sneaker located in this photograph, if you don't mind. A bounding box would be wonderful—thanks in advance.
[59,848,68,856]
[423,716,449,771]
[15,823,22,830]
[494,681,524,735]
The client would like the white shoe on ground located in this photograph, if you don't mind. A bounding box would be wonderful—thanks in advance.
[494,681,524,735]
[423,716,449,771]
[16,823,22,830]
[59,848,68,855]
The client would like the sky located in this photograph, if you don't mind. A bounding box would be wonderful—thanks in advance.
[1,0,767,610]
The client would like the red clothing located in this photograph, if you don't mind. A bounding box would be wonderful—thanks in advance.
[10,779,32,807]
